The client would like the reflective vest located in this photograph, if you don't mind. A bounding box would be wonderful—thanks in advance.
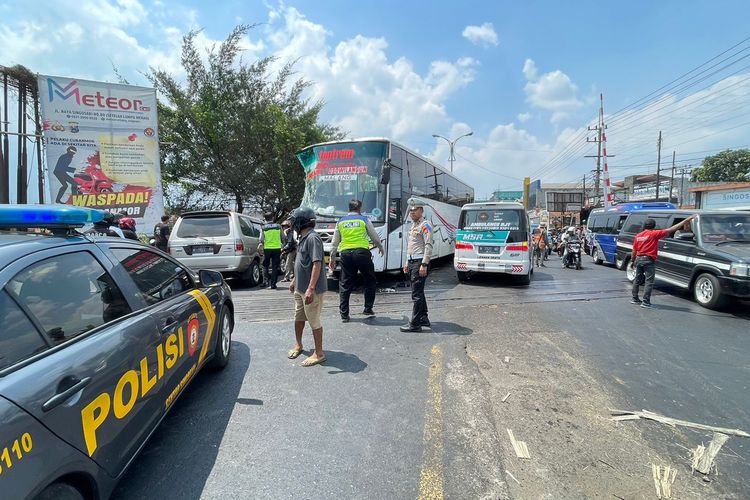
[262,223,282,250]
[337,214,370,252]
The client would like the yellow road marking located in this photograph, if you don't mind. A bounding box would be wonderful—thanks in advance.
[418,345,444,500]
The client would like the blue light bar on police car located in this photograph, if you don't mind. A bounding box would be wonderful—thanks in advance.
[0,204,106,228]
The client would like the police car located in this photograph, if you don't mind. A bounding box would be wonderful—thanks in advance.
[0,205,234,499]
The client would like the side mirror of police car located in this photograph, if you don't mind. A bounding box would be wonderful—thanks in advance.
[675,231,695,242]
[199,269,224,287]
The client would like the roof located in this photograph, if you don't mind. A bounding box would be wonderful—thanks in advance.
[541,183,583,190]
[688,182,750,193]
[461,201,525,209]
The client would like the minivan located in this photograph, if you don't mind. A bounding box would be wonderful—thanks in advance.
[615,209,750,309]
[169,211,265,286]
[588,202,675,266]
[454,202,532,284]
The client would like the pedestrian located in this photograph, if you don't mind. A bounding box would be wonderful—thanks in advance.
[118,217,139,241]
[534,225,547,267]
[630,215,696,308]
[287,207,327,367]
[84,212,124,238]
[153,215,171,252]
[280,220,296,282]
[329,199,384,322]
[400,199,434,332]
[54,146,77,204]
[260,212,284,289]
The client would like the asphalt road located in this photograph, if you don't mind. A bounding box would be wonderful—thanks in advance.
[112,254,750,499]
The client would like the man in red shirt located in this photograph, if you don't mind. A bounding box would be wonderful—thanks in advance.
[630,215,696,308]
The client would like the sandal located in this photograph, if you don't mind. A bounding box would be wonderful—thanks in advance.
[287,347,304,359]
[301,356,326,367]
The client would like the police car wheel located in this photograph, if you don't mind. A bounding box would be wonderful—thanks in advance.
[693,273,727,310]
[36,482,84,500]
[209,305,232,369]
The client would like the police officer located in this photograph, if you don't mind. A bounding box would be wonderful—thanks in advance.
[329,200,384,322]
[401,199,433,332]
[260,212,284,289]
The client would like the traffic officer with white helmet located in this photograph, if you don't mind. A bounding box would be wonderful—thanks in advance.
[329,199,384,322]
[401,199,434,332]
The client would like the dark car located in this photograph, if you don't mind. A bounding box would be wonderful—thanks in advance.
[0,205,234,499]
[615,209,750,309]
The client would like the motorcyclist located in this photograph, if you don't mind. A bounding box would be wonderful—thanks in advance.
[560,226,577,267]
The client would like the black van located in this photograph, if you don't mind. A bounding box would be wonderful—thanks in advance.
[615,210,750,309]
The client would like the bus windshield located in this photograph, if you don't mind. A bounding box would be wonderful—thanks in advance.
[459,209,524,231]
[296,141,387,222]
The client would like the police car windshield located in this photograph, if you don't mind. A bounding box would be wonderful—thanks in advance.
[700,214,750,243]
[459,209,522,231]
[297,142,386,222]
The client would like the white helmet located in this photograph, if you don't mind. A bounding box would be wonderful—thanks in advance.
[567,226,575,233]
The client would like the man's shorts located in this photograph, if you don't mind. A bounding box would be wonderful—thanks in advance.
[294,291,325,329]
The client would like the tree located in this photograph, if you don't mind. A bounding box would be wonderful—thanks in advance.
[692,149,750,182]
[150,25,341,215]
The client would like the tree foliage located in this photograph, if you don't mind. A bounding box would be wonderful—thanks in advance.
[150,25,341,216]
[692,149,750,182]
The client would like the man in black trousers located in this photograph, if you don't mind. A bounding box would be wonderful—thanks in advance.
[329,200,384,322]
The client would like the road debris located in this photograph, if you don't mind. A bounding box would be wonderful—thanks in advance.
[609,409,750,438]
[692,432,730,475]
[652,464,677,499]
[501,392,511,403]
[507,429,530,459]
[503,356,510,363]
[505,469,521,485]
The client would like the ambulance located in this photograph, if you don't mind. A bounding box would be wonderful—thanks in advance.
[454,202,533,284]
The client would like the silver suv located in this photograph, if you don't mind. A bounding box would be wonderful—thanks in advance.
[169,211,264,286]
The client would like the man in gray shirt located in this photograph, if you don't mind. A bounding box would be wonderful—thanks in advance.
[288,207,327,366]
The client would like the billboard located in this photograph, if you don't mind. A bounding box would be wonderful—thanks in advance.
[38,75,163,233]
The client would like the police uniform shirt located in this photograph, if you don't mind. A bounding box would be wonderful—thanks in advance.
[407,217,433,264]
[329,213,383,259]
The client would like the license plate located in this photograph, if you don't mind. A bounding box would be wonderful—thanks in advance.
[193,245,213,254]
[478,246,501,254]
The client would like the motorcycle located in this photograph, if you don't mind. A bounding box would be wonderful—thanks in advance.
[563,238,582,270]
[73,163,114,195]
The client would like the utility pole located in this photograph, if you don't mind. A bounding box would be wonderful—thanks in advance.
[582,175,587,206]
[669,150,675,203]
[585,95,604,203]
[655,131,662,202]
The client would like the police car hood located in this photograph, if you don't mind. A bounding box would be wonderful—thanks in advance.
[707,242,750,262]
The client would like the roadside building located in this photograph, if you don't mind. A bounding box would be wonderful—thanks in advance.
[689,182,750,210]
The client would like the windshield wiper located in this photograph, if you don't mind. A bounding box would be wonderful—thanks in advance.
[716,239,750,246]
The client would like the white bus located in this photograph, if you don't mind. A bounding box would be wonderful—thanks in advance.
[295,138,474,273]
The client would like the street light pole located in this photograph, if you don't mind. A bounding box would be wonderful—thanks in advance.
[432,131,473,172]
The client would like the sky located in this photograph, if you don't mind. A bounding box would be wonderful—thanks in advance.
[2,0,750,200]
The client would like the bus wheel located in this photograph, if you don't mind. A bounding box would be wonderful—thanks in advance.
[456,270,469,282]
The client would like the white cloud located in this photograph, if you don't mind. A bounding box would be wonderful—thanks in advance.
[522,58,583,125]
[266,6,477,140]
[517,112,532,123]
[462,22,499,47]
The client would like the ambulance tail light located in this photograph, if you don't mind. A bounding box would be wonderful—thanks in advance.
[506,242,529,251]
[455,242,474,250]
